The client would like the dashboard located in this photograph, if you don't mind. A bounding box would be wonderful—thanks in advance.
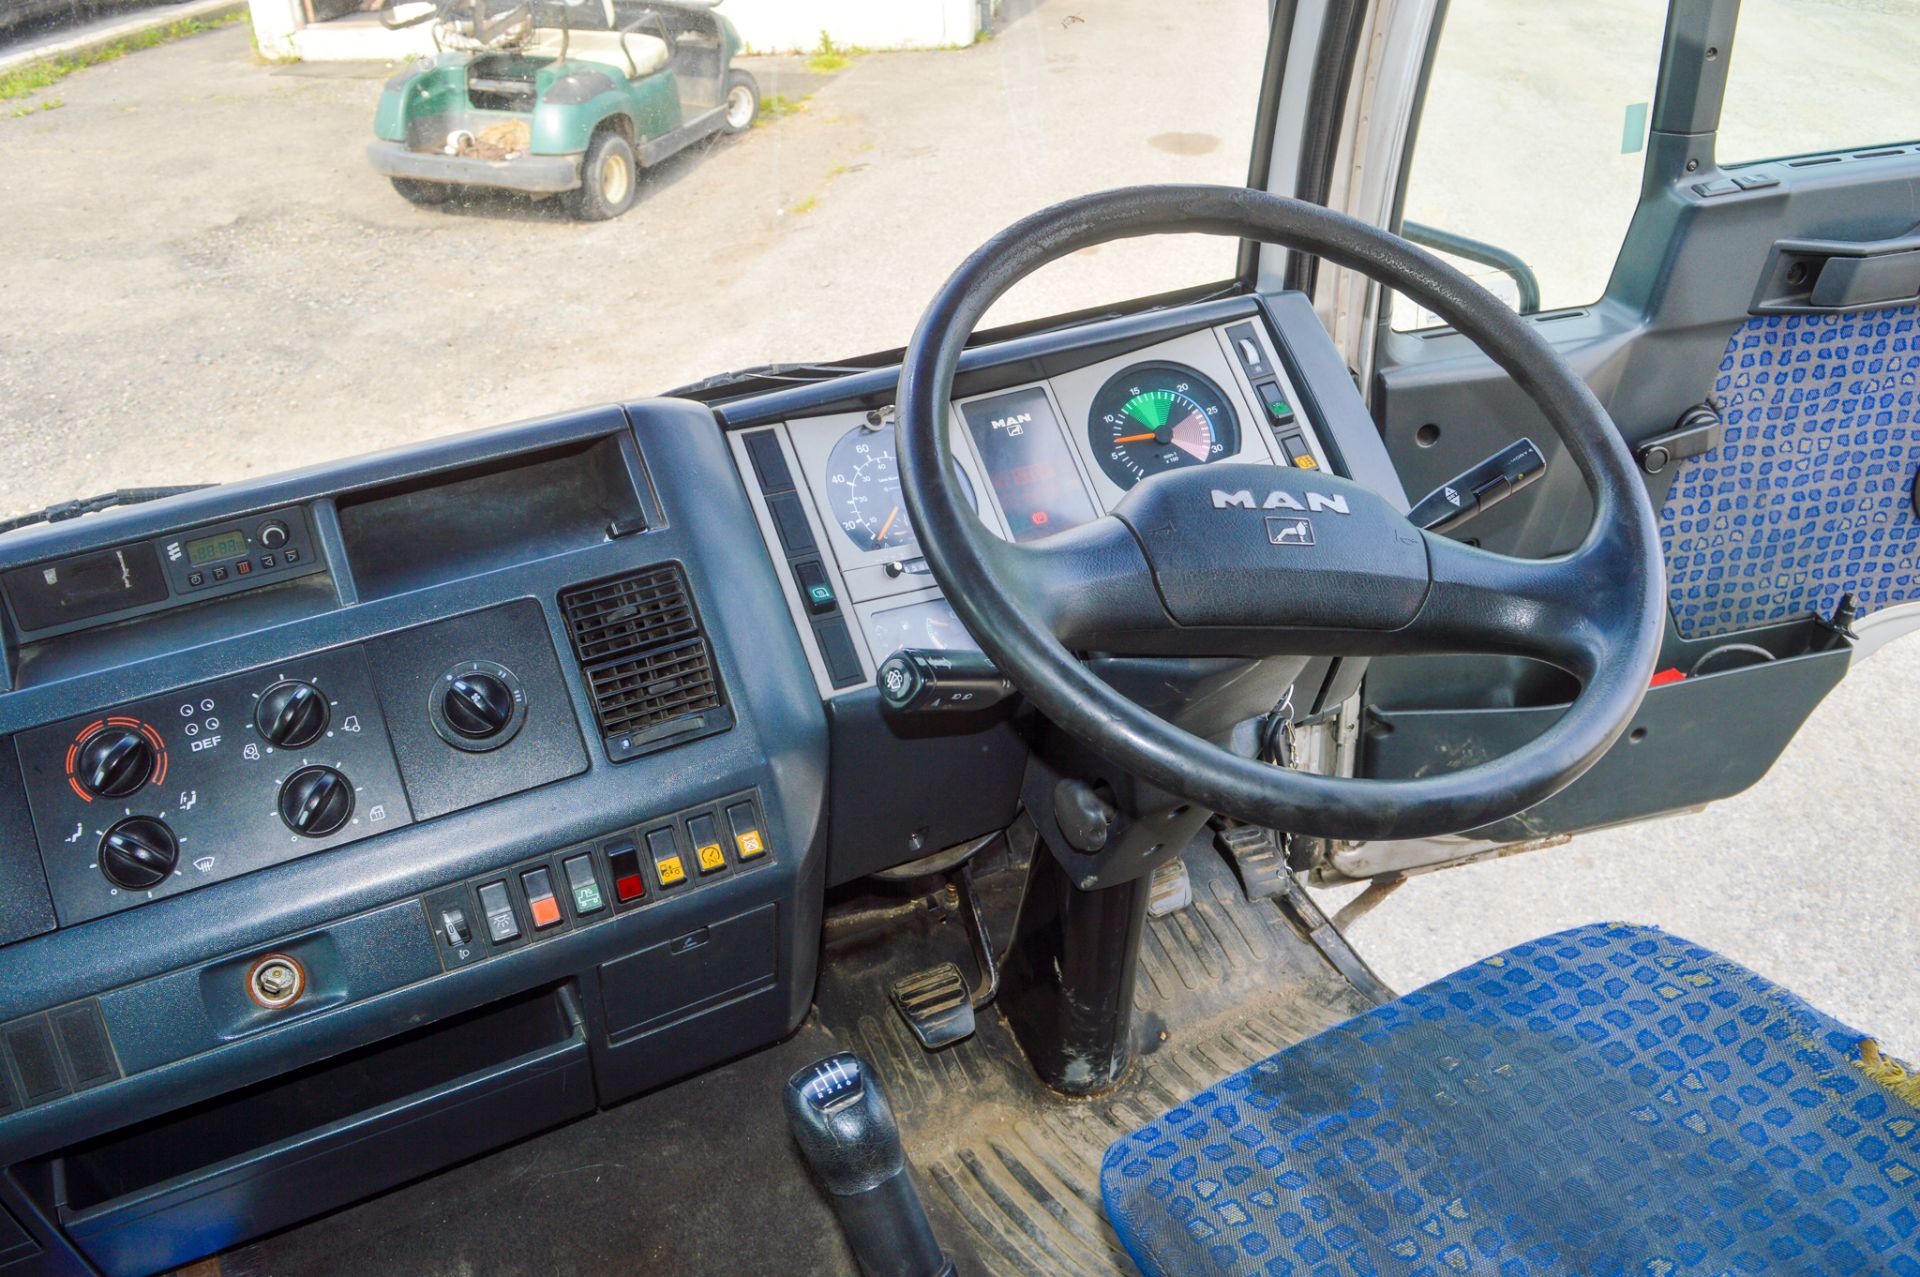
[0,292,1398,1277]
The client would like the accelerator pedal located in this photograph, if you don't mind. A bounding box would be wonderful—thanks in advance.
[889,964,975,1050]
[1213,822,1289,902]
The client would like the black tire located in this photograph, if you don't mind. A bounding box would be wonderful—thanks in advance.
[721,70,760,134]
[570,129,641,222]
[391,177,456,207]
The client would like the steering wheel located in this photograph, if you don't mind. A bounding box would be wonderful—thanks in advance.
[896,186,1665,844]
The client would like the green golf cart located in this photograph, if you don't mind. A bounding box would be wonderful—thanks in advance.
[368,0,759,220]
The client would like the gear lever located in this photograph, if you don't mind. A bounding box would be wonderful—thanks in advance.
[784,1053,955,1277]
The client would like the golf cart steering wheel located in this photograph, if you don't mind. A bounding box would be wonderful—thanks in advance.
[896,186,1666,843]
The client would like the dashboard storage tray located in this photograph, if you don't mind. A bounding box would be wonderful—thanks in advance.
[1363,643,1850,841]
[48,986,591,1277]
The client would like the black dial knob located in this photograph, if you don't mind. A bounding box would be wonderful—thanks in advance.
[279,766,353,838]
[256,681,329,748]
[258,520,290,549]
[76,727,156,799]
[99,817,179,890]
[443,673,514,740]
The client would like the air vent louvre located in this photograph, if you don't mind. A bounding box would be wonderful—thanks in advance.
[558,564,730,761]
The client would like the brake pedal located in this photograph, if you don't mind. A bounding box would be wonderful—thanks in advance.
[1146,856,1192,917]
[1214,823,1289,902]
[890,963,976,1050]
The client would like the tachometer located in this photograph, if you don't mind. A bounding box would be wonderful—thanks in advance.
[1087,361,1240,490]
[826,421,973,553]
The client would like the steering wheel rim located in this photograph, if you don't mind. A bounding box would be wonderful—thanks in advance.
[896,185,1665,843]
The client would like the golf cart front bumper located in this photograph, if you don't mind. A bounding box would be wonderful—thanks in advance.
[366,141,584,194]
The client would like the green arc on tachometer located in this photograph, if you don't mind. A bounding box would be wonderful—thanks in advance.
[1087,361,1240,490]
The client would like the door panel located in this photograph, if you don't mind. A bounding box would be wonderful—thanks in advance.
[1318,0,1920,877]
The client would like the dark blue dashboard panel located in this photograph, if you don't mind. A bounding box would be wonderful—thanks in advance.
[0,294,1381,1275]
[0,399,830,1275]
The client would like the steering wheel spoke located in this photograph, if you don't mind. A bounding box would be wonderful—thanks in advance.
[986,515,1176,652]
[1410,531,1616,678]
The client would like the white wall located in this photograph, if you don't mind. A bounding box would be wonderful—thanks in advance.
[247,0,301,60]
[723,0,979,53]
[250,0,981,62]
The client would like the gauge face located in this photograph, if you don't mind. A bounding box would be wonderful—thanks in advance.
[1087,362,1241,490]
[825,422,974,554]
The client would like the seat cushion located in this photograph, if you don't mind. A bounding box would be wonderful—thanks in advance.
[1102,923,1920,1276]
[522,28,669,78]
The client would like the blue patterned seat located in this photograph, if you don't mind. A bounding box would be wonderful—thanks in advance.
[1102,923,1920,1276]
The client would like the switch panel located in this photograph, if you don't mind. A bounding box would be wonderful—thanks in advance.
[418,792,771,972]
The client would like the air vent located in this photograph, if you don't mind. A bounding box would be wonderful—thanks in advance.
[559,564,730,761]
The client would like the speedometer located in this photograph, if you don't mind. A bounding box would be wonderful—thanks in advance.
[1087,361,1240,490]
[826,421,974,553]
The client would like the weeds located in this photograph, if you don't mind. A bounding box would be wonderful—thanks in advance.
[806,32,870,74]
[10,96,64,118]
[754,92,809,127]
[0,11,244,104]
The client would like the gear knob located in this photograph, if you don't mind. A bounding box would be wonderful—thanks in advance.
[784,1053,954,1277]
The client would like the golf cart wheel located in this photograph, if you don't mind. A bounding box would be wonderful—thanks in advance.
[571,129,640,222]
[391,177,456,207]
[722,70,760,134]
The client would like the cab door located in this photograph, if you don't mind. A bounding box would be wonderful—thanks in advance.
[1259,0,1920,878]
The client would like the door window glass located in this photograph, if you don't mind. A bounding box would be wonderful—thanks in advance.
[1716,0,1920,164]
[1390,0,1669,331]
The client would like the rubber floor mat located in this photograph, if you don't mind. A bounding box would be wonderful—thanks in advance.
[813,845,1377,1277]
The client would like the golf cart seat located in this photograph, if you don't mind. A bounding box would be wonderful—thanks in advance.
[523,27,669,77]
[1103,923,1920,1276]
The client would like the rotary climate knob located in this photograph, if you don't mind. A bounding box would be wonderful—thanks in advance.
[279,766,354,838]
[443,672,514,740]
[99,817,179,890]
[255,681,329,748]
[76,726,156,799]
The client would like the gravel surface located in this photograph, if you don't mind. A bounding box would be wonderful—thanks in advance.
[2,0,1915,1057]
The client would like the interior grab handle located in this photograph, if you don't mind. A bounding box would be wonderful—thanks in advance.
[1753,230,1920,314]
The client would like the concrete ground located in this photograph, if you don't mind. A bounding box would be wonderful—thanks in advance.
[1,0,1916,1056]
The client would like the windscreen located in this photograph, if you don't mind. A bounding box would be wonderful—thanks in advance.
[0,0,1269,519]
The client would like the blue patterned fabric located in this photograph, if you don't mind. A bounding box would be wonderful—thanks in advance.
[1660,306,1920,639]
[1102,923,1920,1276]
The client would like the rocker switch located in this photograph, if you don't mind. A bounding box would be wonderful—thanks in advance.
[522,868,563,929]
[478,881,520,944]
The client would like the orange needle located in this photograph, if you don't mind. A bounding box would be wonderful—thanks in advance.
[877,506,899,541]
[1112,432,1159,443]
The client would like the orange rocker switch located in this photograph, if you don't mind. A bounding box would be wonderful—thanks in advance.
[727,803,767,861]
[647,828,688,888]
[688,814,728,876]
[521,867,564,929]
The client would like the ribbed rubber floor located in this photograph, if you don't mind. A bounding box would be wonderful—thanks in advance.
[816,847,1377,1277]
[205,840,1371,1277]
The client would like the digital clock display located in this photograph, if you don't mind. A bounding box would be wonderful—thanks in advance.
[186,529,248,565]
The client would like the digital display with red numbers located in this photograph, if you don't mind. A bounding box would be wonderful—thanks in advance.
[959,387,1098,544]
